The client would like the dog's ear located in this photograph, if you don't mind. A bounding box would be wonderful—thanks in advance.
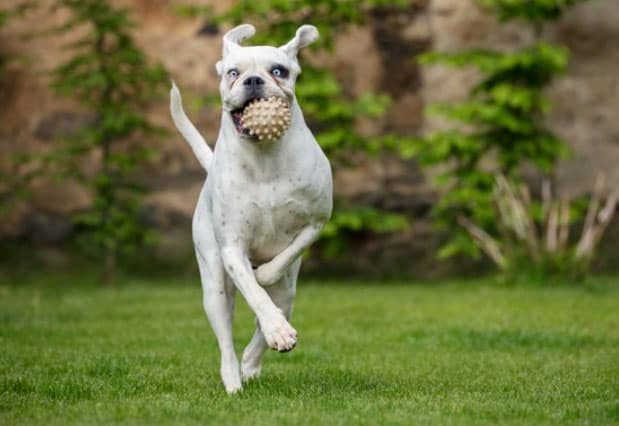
[280,25,319,59]
[222,24,256,57]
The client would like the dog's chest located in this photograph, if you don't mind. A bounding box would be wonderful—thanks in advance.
[214,173,326,263]
[246,180,319,261]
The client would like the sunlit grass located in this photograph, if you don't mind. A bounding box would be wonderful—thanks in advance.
[1,275,618,425]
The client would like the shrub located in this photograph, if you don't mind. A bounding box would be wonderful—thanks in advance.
[413,0,589,265]
[460,175,618,282]
[50,0,167,284]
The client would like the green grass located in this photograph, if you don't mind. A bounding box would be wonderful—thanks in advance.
[1,274,618,425]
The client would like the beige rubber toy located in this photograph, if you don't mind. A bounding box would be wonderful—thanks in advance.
[241,97,291,141]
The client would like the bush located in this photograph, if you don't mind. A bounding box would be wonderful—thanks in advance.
[460,175,618,282]
[412,0,588,267]
[50,0,167,284]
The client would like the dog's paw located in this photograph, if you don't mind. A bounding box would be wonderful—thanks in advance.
[221,363,243,394]
[241,345,263,382]
[224,382,243,394]
[241,361,262,382]
[259,313,297,352]
[254,263,280,287]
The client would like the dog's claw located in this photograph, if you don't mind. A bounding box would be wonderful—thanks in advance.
[260,313,297,352]
[277,341,296,353]
[221,363,243,394]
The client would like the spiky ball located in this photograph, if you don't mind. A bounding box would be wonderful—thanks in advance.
[240,97,291,142]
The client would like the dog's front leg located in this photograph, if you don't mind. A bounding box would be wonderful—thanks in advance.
[221,247,298,352]
[254,224,323,287]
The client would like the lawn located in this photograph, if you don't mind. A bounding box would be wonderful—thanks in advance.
[1,274,618,425]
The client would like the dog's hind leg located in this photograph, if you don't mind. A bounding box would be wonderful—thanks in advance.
[241,258,301,381]
[197,249,242,393]
[240,319,267,382]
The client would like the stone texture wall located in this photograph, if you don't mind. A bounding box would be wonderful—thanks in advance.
[1,0,617,273]
[422,0,619,196]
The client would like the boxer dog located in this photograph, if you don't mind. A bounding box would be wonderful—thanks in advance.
[170,24,332,393]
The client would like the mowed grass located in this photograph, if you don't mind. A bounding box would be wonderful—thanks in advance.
[1,274,618,425]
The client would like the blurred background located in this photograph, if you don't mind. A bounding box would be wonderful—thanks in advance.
[1,0,618,284]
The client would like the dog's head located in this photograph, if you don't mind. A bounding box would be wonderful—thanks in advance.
[215,24,319,138]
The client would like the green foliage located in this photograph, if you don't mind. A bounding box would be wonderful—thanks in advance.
[178,0,409,50]
[500,247,587,284]
[178,0,410,255]
[413,1,580,261]
[319,206,409,257]
[0,2,41,214]
[457,175,615,284]
[295,68,392,159]
[0,1,48,77]
[480,0,588,21]
[50,0,167,284]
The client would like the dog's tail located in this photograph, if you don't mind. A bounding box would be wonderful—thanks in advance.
[170,81,213,172]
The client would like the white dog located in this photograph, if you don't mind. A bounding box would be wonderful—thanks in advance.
[170,24,333,393]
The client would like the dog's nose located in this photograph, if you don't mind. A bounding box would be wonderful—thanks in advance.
[243,76,265,90]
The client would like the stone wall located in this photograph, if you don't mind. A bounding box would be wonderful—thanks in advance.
[422,0,619,196]
[1,0,617,274]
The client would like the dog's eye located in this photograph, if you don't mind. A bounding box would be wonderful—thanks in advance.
[270,65,289,79]
[227,69,239,78]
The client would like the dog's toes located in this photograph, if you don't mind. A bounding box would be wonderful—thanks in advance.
[241,362,262,382]
[221,362,243,394]
[277,340,296,353]
[225,383,243,394]
[261,316,297,352]
[275,329,297,352]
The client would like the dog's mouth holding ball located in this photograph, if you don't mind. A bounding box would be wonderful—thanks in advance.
[231,96,291,142]
[230,100,255,136]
